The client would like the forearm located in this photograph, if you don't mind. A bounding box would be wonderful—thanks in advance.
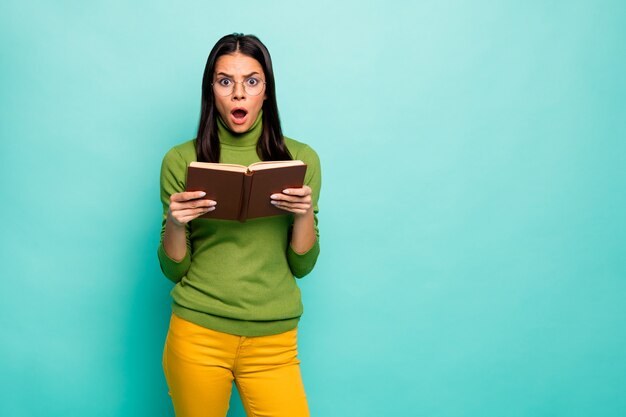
[290,210,317,254]
[163,214,188,261]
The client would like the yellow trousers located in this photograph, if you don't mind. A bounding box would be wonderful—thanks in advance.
[162,313,310,417]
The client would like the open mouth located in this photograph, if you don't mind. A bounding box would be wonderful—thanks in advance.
[231,108,248,124]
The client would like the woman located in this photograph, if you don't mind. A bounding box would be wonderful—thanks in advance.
[158,33,321,417]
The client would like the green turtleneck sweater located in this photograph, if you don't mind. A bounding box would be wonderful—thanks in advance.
[157,111,321,336]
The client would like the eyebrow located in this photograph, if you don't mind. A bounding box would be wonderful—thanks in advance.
[216,71,260,78]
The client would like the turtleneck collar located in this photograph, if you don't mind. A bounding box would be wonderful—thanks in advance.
[217,109,263,147]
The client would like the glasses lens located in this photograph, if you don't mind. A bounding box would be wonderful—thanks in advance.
[243,77,264,96]
[213,78,233,96]
[212,77,265,96]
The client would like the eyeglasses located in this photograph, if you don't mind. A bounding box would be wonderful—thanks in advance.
[211,76,266,96]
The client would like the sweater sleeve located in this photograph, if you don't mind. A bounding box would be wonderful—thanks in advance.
[157,147,192,283]
[287,144,322,278]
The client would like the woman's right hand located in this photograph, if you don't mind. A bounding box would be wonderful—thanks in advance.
[167,191,216,227]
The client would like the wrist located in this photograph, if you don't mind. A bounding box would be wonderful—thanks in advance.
[167,210,185,229]
[293,208,314,223]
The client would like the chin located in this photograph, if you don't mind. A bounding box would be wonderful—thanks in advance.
[230,123,248,133]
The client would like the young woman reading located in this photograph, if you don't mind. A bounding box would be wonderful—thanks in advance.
[158,33,321,417]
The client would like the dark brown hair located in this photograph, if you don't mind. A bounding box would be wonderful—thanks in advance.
[195,33,292,162]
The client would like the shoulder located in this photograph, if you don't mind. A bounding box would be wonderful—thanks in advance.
[160,139,197,185]
[284,136,320,166]
[162,138,197,164]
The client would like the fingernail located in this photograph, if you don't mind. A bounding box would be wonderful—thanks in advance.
[282,189,290,194]
[199,192,206,197]
[270,194,278,199]
[271,200,278,205]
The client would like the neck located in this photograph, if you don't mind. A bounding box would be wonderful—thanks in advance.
[217,110,264,147]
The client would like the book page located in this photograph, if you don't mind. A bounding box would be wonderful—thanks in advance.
[248,160,305,171]
[189,161,247,173]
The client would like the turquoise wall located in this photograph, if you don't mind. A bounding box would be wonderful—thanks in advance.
[1,1,625,416]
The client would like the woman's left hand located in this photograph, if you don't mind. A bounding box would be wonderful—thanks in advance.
[270,186,312,216]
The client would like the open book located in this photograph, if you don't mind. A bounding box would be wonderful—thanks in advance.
[185,160,307,222]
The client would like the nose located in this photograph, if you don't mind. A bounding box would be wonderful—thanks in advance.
[232,82,246,100]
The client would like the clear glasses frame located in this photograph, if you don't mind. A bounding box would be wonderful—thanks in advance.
[211,77,267,96]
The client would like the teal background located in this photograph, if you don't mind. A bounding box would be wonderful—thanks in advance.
[1,1,625,416]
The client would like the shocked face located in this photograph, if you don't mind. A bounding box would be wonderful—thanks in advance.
[212,52,267,133]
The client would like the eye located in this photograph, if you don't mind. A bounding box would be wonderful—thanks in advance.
[217,78,232,87]
[246,77,260,86]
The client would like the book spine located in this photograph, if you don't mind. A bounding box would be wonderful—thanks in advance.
[238,172,254,222]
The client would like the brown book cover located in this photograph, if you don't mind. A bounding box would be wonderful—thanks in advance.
[185,160,307,222]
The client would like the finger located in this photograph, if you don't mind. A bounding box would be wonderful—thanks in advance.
[270,193,311,203]
[271,201,311,211]
[171,199,216,212]
[272,200,310,208]
[171,191,207,202]
[281,186,311,197]
[174,207,215,220]
[181,199,217,209]
[272,204,309,214]
[181,208,216,223]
